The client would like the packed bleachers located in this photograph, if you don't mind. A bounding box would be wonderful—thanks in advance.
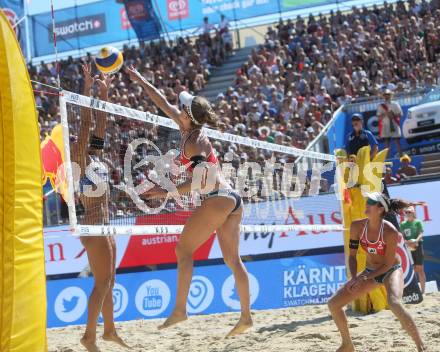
[211,0,440,163]
[37,0,440,221]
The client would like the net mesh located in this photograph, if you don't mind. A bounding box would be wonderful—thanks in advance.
[60,91,343,236]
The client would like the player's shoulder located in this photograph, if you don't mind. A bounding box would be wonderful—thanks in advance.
[383,220,399,240]
[351,218,368,229]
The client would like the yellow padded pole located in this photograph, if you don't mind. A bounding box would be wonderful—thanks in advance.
[0,12,47,352]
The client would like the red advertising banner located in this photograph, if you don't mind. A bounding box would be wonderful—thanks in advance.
[166,0,188,21]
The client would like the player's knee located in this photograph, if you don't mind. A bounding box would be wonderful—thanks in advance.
[388,296,402,312]
[327,296,339,312]
[175,242,192,262]
[94,276,112,295]
[223,255,243,271]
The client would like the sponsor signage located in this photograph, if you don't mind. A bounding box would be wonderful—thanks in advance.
[47,252,345,327]
[49,13,106,41]
[44,180,440,275]
[166,0,189,20]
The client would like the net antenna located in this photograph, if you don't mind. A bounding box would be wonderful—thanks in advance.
[59,91,343,237]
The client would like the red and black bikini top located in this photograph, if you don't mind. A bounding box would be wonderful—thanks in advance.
[179,129,218,172]
[360,220,387,256]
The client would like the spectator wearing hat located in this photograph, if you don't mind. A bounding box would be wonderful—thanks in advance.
[377,89,403,156]
[397,154,418,179]
[345,113,378,158]
[384,167,398,185]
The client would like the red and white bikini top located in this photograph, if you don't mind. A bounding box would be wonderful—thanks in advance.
[179,129,218,172]
[360,220,387,256]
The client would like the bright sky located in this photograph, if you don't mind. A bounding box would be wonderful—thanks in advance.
[27,0,101,16]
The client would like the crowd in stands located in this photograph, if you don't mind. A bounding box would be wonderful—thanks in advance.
[36,0,440,222]
[212,0,440,163]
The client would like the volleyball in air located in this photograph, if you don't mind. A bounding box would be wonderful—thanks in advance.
[95,46,124,74]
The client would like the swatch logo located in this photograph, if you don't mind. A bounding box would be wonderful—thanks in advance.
[186,275,214,314]
[49,14,106,41]
[167,0,188,20]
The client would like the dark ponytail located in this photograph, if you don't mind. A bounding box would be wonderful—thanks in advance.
[389,198,412,213]
[379,195,412,215]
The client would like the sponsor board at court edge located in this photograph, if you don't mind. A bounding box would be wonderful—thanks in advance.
[44,180,439,275]
[47,253,343,328]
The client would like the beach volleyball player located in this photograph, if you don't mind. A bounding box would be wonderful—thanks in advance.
[126,65,253,336]
[328,193,425,352]
[71,63,128,351]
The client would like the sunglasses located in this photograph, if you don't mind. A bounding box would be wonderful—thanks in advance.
[367,198,379,206]
[405,211,414,215]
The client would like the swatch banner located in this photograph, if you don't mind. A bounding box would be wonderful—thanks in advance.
[46,252,347,327]
[30,0,138,57]
[121,0,161,41]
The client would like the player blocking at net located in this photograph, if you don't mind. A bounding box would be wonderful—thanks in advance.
[126,65,253,336]
[72,64,129,352]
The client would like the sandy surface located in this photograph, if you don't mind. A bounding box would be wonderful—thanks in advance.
[48,293,440,352]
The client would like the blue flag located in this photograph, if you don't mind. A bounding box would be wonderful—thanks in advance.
[0,0,27,56]
[122,0,161,41]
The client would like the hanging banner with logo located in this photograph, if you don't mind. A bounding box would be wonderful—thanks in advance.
[30,0,138,57]
[46,252,346,327]
[121,0,161,42]
[0,0,27,57]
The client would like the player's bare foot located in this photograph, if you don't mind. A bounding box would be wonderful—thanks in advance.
[157,311,188,330]
[336,342,355,352]
[226,316,253,337]
[80,337,101,352]
[102,331,130,349]
[417,344,427,352]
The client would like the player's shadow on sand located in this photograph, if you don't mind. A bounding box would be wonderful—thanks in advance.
[257,315,332,333]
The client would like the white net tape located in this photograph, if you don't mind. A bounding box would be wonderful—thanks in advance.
[57,90,343,237]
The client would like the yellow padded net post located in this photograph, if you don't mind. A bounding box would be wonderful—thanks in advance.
[0,12,47,352]
[337,145,389,313]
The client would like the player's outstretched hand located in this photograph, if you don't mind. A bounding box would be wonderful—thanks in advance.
[82,62,95,90]
[125,65,143,83]
[95,73,114,97]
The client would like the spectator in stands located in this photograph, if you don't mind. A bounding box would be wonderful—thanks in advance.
[377,89,403,156]
[397,154,418,179]
[384,166,398,185]
[401,206,426,293]
[222,27,233,54]
[345,114,378,158]
[199,17,215,35]
[219,14,229,34]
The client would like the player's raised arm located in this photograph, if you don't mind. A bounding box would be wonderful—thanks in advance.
[125,65,184,129]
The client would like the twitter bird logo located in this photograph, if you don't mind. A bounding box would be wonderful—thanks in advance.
[55,287,87,323]
[62,296,79,313]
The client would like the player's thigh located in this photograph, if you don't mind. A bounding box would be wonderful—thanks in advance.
[329,279,380,308]
[177,196,235,254]
[216,208,243,263]
[81,236,113,282]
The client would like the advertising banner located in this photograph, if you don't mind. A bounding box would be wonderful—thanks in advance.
[47,252,346,327]
[0,0,27,57]
[30,0,137,57]
[30,0,344,58]
[44,180,440,275]
[333,90,440,158]
[120,0,161,41]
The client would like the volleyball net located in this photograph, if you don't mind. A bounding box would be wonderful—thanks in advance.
[59,90,344,236]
